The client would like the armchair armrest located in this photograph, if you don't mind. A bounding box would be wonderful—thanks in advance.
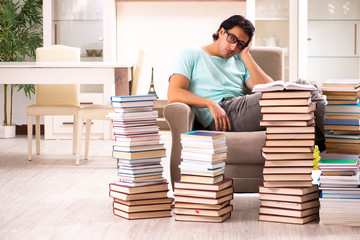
[163,102,195,190]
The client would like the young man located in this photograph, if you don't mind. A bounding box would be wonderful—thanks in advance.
[167,15,325,150]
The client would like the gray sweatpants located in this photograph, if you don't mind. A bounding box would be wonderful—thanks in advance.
[207,79,325,143]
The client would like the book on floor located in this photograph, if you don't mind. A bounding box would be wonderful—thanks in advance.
[174,178,233,191]
[174,193,234,205]
[111,94,157,102]
[113,197,173,206]
[109,182,169,194]
[259,98,312,107]
[264,139,315,147]
[174,204,233,217]
[180,131,225,141]
[266,126,315,134]
[258,213,318,224]
[260,199,320,210]
[322,78,360,88]
[262,112,314,121]
[263,181,314,188]
[113,201,171,213]
[262,167,313,175]
[262,152,314,160]
[262,146,314,153]
[180,174,224,185]
[259,206,319,218]
[174,201,231,210]
[174,186,234,199]
[112,148,166,160]
[109,190,168,201]
[258,185,318,195]
[262,174,313,182]
[113,208,171,220]
[175,212,231,223]
[259,192,319,203]
[264,160,315,168]
[260,119,315,127]
[261,91,312,99]
[261,103,316,113]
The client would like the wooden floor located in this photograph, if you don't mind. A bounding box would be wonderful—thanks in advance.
[1,134,360,240]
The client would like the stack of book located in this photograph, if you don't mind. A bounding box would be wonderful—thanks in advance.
[107,94,172,220]
[321,79,360,154]
[318,153,360,226]
[253,81,319,224]
[173,131,234,223]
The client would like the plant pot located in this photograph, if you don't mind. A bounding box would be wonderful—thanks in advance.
[0,124,16,138]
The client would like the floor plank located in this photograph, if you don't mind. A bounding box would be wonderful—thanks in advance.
[0,135,359,240]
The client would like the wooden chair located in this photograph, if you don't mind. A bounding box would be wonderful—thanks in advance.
[75,105,113,165]
[27,45,80,161]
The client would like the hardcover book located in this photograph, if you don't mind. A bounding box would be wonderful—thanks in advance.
[113,201,171,213]
[181,131,225,140]
[173,186,234,199]
[260,199,320,210]
[258,185,318,195]
[174,204,233,217]
[174,201,231,210]
[109,190,168,201]
[258,213,318,224]
[113,208,171,220]
[174,178,233,191]
[259,192,319,203]
[259,206,319,218]
[261,91,311,99]
[252,81,316,92]
[109,182,168,194]
[174,193,234,205]
[175,212,231,223]
[322,78,360,88]
[261,103,316,113]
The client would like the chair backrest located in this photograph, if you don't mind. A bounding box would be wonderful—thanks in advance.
[35,45,80,105]
[249,46,284,81]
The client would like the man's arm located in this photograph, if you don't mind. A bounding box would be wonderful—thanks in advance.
[167,74,231,131]
[239,41,274,90]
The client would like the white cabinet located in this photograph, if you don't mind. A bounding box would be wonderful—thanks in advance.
[247,0,298,82]
[307,0,360,84]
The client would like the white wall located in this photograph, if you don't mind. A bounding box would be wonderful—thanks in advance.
[116,2,246,99]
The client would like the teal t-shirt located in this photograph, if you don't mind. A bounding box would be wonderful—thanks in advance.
[171,47,250,127]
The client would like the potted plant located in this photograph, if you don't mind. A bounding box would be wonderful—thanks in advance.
[0,0,43,138]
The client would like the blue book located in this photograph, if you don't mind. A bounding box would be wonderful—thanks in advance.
[325,102,360,113]
[324,118,360,126]
[111,94,157,102]
[181,131,225,140]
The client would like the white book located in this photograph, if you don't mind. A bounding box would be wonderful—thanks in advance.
[252,80,316,93]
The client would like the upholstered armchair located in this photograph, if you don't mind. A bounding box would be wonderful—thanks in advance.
[164,47,284,193]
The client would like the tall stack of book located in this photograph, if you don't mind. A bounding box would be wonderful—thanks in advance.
[173,131,234,223]
[318,153,360,226]
[322,79,360,154]
[252,81,320,224]
[107,94,172,220]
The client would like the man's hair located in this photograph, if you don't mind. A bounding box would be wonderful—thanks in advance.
[212,15,255,46]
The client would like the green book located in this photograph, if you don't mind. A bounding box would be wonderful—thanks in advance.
[319,159,358,164]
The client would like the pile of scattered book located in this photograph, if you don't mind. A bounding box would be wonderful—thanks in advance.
[253,81,320,224]
[318,153,360,226]
[173,131,234,223]
[321,78,360,154]
[107,94,172,220]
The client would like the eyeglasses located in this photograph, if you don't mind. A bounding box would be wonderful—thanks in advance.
[224,29,247,50]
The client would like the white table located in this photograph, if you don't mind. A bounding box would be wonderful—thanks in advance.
[0,62,131,139]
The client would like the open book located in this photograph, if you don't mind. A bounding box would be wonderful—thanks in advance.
[252,80,317,93]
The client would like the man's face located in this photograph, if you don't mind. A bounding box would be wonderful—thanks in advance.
[218,26,250,59]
